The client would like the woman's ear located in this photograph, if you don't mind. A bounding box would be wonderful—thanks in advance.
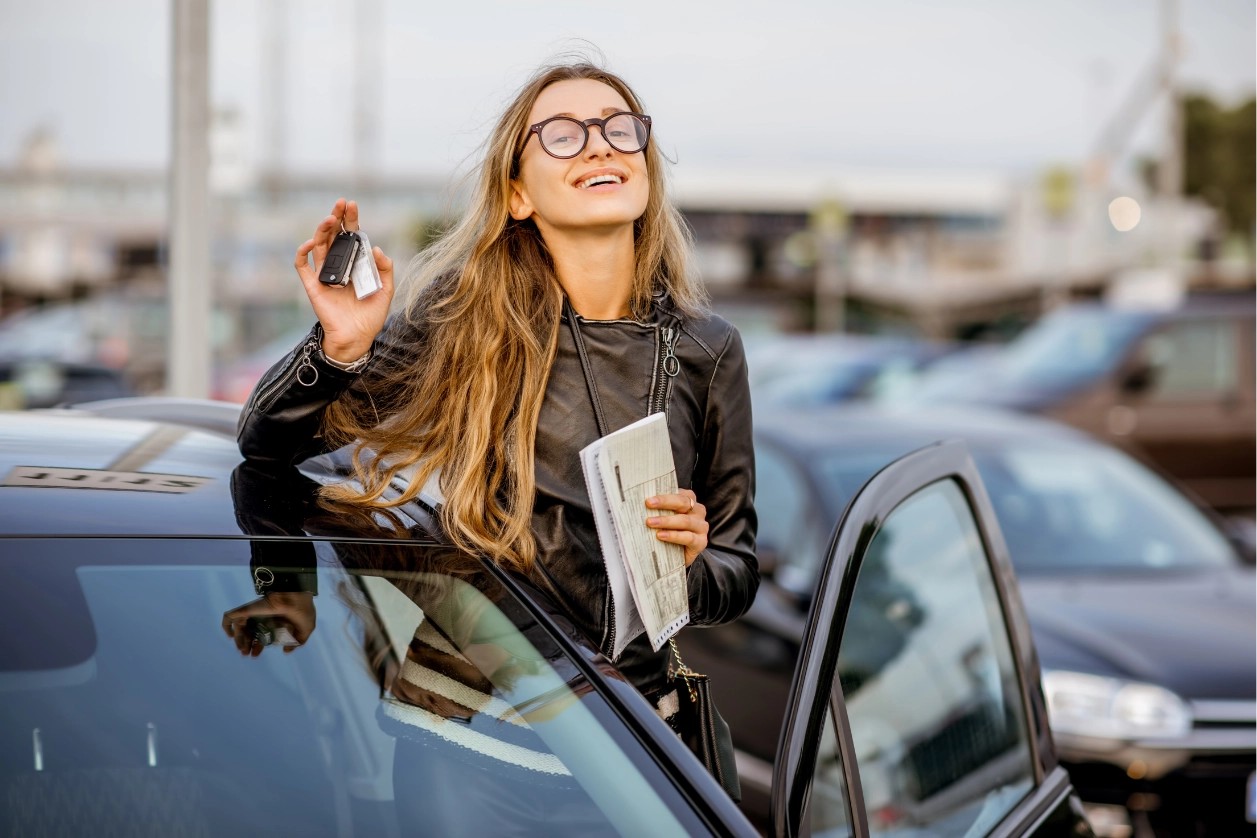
[508,180,533,221]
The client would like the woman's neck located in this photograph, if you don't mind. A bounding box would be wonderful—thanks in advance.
[544,226,636,320]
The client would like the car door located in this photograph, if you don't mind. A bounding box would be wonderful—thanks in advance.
[1119,314,1256,512]
[769,441,1086,837]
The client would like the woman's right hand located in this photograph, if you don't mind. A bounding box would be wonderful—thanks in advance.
[294,198,395,363]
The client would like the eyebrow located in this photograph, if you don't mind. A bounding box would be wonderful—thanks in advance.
[548,107,625,120]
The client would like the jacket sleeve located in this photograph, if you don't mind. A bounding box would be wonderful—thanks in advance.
[236,316,417,466]
[685,325,759,626]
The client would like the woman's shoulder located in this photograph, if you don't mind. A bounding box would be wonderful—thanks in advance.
[669,306,743,364]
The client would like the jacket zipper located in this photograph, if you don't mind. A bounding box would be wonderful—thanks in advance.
[600,321,680,660]
[255,337,319,413]
[649,324,679,415]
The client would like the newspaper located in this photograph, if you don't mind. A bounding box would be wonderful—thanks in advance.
[580,413,690,660]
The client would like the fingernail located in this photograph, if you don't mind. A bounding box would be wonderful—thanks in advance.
[646,498,658,507]
[646,517,660,526]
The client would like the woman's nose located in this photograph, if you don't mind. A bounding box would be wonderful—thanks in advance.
[583,126,615,158]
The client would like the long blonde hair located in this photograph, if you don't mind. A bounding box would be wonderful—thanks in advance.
[320,61,707,572]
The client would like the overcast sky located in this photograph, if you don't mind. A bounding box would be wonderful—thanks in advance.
[2,0,1253,179]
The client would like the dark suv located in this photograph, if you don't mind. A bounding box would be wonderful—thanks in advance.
[912,293,1255,515]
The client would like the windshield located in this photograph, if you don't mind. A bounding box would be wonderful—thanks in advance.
[818,442,1235,574]
[998,307,1151,390]
[0,538,703,836]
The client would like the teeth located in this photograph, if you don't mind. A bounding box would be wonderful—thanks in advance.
[578,174,623,189]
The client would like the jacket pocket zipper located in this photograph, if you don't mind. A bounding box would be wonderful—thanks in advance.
[255,337,319,414]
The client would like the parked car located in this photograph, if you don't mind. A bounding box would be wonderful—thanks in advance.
[0,295,304,402]
[680,405,1255,837]
[0,358,132,409]
[902,293,1256,515]
[212,326,312,404]
[748,333,956,407]
[0,400,1090,836]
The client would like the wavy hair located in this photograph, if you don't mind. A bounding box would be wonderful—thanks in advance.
[319,61,706,573]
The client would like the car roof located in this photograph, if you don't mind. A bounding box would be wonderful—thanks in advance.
[0,409,250,537]
[754,403,1090,458]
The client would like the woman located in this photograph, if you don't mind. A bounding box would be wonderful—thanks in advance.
[238,61,757,705]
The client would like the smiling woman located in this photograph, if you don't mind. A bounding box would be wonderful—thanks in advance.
[235,60,759,795]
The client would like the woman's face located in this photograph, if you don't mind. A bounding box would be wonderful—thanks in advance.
[509,79,650,237]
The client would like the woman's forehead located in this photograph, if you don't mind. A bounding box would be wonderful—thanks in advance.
[528,79,631,123]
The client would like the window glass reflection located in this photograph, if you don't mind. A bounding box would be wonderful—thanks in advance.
[808,701,853,837]
[837,479,1033,835]
[0,538,699,837]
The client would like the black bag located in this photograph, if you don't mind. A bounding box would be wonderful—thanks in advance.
[656,640,741,801]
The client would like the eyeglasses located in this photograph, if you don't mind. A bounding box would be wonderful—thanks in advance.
[520,112,652,160]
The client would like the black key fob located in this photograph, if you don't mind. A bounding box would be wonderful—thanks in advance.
[318,231,361,287]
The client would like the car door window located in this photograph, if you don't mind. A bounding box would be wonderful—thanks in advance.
[755,444,825,592]
[1142,319,1237,397]
[837,479,1034,835]
[808,702,854,837]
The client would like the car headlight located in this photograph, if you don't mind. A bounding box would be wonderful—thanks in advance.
[1042,670,1192,740]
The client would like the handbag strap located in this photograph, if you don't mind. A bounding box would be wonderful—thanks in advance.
[564,297,610,439]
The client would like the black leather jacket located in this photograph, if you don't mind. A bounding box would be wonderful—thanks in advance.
[237,294,758,694]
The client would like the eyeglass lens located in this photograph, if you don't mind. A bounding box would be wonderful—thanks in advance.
[539,114,648,158]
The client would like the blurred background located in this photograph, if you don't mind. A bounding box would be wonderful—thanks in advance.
[0,2,1253,834]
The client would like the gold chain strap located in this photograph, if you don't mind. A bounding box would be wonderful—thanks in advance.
[669,638,701,703]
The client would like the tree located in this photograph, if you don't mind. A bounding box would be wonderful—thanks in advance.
[1181,94,1255,250]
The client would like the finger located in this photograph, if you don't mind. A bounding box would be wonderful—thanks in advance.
[645,512,707,531]
[344,200,360,232]
[224,599,280,620]
[312,214,340,262]
[294,239,318,285]
[645,492,697,512]
[374,247,394,293]
[655,529,702,547]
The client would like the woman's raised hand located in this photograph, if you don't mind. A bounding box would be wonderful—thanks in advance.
[293,198,395,362]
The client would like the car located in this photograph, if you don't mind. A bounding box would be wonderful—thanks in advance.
[212,326,313,404]
[0,358,132,409]
[0,295,306,402]
[679,405,1255,837]
[747,333,957,407]
[900,293,1256,515]
[0,399,1090,836]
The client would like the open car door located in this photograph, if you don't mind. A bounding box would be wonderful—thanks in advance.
[769,441,1089,837]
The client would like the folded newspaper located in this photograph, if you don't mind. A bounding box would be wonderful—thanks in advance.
[580,413,690,660]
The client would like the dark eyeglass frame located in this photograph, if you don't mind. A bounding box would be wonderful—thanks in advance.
[519,112,652,161]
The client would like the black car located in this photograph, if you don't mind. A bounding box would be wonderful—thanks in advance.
[747,333,956,407]
[680,405,1255,837]
[0,401,1090,836]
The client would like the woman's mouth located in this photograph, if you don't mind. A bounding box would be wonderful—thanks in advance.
[575,172,625,189]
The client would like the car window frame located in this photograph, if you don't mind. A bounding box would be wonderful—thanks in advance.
[770,440,1073,837]
[1132,315,1241,402]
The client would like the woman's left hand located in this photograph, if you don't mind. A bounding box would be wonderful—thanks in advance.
[645,489,708,567]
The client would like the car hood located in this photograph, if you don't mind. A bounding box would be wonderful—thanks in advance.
[1019,566,1256,701]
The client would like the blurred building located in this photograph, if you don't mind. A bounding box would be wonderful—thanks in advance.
[0,128,1250,348]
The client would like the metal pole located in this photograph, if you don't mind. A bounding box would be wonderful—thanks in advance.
[1159,0,1182,279]
[168,0,212,398]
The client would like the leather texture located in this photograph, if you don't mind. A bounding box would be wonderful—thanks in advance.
[237,293,759,696]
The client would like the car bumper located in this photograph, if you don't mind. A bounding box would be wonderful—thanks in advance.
[1058,702,1255,836]
[1054,727,1255,780]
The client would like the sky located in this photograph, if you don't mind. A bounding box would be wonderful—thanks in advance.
[1,0,1253,179]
